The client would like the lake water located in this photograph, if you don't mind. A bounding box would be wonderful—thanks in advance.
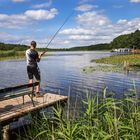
[0,51,140,100]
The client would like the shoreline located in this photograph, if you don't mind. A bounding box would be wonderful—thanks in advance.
[93,53,140,66]
[0,54,54,61]
[82,53,140,73]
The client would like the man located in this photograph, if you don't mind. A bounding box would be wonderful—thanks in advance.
[26,41,45,97]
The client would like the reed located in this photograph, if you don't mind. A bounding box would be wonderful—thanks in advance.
[0,50,25,60]
[93,54,140,67]
[16,87,140,140]
[0,50,54,60]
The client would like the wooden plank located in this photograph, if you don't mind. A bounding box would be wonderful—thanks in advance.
[0,82,39,94]
[0,90,32,101]
[0,93,68,125]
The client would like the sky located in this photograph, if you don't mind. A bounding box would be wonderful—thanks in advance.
[0,0,140,48]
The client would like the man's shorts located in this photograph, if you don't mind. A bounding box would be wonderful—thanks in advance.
[27,65,41,81]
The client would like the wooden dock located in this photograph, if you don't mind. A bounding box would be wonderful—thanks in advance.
[0,93,68,140]
[0,93,68,125]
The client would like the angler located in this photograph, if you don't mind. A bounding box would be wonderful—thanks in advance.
[25,12,73,96]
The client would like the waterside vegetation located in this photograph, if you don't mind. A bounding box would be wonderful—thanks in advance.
[17,89,140,140]
[82,53,140,74]
[94,54,140,66]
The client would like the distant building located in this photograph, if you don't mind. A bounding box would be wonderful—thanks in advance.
[112,48,130,52]
[130,49,140,53]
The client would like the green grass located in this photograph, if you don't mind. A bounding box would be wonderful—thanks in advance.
[0,50,25,60]
[93,54,140,67]
[82,65,123,74]
[16,87,140,140]
[81,54,140,73]
[0,50,54,60]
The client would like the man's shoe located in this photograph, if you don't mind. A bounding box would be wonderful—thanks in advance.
[36,92,43,98]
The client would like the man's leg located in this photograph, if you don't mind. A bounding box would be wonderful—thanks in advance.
[29,79,33,91]
[36,80,40,93]
[34,66,41,96]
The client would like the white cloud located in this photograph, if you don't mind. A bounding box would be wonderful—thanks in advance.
[76,11,111,27]
[0,8,58,28]
[25,9,58,20]
[129,0,140,3]
[117,19,128,25]
[32,0,52,8]
[75,4,98,12]
[0,32,30,44]
[12,0,25,2]
[69,35,93,40]
[60,10,140,47]
[60,28,96,35]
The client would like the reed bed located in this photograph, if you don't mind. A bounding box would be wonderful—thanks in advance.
[0,50,54,60]
[0,50,25,60]
[93,54,140,67]
[17,88,140,140]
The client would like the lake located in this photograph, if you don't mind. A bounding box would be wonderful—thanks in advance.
[0,51,140,100]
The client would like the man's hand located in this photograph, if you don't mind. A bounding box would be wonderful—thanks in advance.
[39,51,46,57]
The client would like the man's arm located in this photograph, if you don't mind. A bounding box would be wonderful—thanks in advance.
[36,51,46,62]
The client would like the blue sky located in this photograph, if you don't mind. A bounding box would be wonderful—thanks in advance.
[0,0,140,48]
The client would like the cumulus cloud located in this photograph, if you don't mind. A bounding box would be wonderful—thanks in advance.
[129,0,140,3]
[0,32,30,44]
[60,28,96,35]
[60,10,140,47]
[32,0,52,8]
[76,11,111,27]
[0,8,58,28]
[75,4,98,12]
[25,9,58,20]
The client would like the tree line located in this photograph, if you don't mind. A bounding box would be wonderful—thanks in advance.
[0,29,140,51]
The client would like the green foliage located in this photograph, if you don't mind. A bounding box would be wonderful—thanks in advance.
[0,43,28,51]
[0,50,25,60]
[17,88,140,140]
[82,65,123,73]
[69,43,111,51]
[94,54,140,69]
[110,29,140,49]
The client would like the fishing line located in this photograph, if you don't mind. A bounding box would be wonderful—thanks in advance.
[42,11,74,53]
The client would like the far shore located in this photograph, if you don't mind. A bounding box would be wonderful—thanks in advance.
[0,52,54,61]
[0,50,111,61]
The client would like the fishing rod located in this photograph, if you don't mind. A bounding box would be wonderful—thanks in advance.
[41,12,74,55]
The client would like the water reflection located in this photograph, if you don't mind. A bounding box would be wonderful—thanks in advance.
[0,51,140,99]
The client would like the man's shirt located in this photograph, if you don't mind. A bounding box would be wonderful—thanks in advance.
[26,49,39,67]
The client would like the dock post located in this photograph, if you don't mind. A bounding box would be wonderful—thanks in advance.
[3,125,9,140]
[0,124,2,140]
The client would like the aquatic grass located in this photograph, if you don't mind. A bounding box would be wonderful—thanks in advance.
[0,50,25,60]
[82,65,123,74]
[82,54,140,74]
[16,88,140,140]
[93,54,140,67]
[0,50,54,60]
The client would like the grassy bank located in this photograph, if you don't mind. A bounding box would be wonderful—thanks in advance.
[16,89,140,140]
[0,50,25,60]
[0,50,54,60]
[82,54,140,74]
[93,54,140,67]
